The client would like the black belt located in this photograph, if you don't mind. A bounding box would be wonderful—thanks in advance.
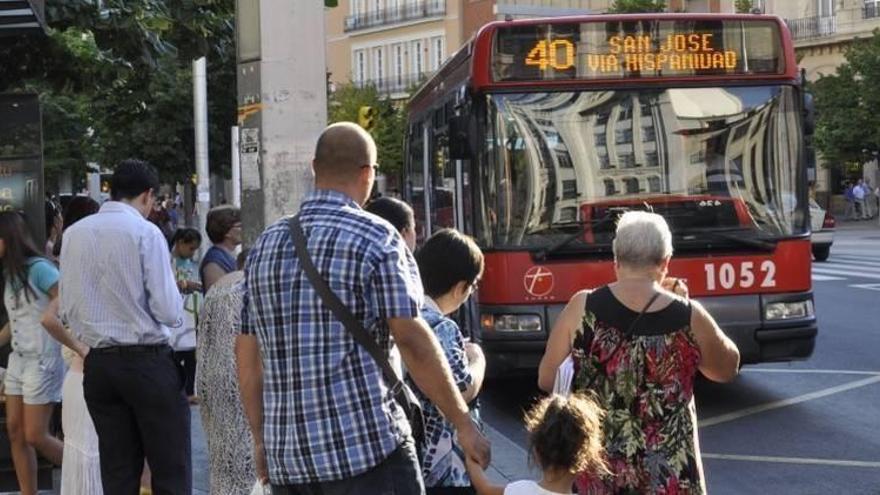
[90,344,170,354]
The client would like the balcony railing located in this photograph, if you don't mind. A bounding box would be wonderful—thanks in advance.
[864,3,880,19]
[354,73,426,96]
[345,0,445,32]
[785,15,837,40]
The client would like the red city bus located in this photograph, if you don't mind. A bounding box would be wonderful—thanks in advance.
[404,13,816,373]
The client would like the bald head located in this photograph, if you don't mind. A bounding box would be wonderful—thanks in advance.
[313,122,377,181]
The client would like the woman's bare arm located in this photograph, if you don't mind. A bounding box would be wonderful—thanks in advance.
[537,290,589,393]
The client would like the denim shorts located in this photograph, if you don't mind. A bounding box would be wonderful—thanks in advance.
[4,352,65,405]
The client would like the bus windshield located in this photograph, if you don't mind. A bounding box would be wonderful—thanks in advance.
[478,85,807,252]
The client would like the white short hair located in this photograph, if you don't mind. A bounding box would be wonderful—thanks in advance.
[612,211,673,268]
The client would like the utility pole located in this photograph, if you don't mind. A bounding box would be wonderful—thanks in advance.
[193,57,210,240]
[234,1,328,243]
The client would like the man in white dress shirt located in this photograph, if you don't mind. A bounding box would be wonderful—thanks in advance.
[60,159,188,495]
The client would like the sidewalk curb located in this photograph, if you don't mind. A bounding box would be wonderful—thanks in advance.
[483,424,536,484]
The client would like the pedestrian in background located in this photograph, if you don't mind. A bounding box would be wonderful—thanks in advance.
[44,200,62,260]
[844,181,855,220]
[197,251,255,494]
[41,196,102,495]
[365,196,418,251]
[466,394,608,495]
[237,122,490,493]
[413,228,487,494]
[0,211,66,495]
[170,228,203,404]
[60,159,189,494]
[200,205,241,293]
[854,179,869,219]
[538,211,740,494]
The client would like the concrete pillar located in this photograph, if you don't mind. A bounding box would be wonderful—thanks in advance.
[235,0,328,244]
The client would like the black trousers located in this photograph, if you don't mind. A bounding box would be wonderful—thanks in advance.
[83,345,192,495]
[173,350,197,397]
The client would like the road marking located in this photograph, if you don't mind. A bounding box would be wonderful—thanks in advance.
[702,453,880,469]
[742,368,880,376]
[811,267,880,281]
[699,375,880,428]
[811,274,846,281]
[849,283,880,291]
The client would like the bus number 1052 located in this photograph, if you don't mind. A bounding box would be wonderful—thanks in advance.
[704,261,776,291]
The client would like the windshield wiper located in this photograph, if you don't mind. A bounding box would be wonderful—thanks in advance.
[534,216,617,261]
[675,228,779,251]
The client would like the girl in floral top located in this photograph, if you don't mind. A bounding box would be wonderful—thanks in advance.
[538,211,741,494]
[413,228,487,494]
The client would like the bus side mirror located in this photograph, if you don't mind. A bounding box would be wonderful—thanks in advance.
[449,115,474,160]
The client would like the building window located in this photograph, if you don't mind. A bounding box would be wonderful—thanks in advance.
[620,153,636,168]
[432,37,444,70]
[615,128,633,145]
[732,124,749,141]
[645,151,659,168]
[648,176,661,193]
[865,0,879,18]
[618,100,633,121]
[412,40,424,75]
[556,150,573,168]
[394,44,404,86]
[599,154,611,169]
[559,207,577,223]
[642,126,656,142]
[355,50,366,84]
[374,47,384,83]
[604,179,616,196]
[624,178,640,194]
[562,179,578,199]
[595,132,607,146]
[596,112,609,125]
[818,0,834,17]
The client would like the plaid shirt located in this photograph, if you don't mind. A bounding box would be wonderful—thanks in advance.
[241,189,423,485]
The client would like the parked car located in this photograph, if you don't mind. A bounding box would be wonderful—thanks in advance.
[809,198,835,262]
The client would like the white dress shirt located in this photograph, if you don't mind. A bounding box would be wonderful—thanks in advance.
[59,201,184,348]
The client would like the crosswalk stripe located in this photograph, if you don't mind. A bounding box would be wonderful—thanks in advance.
[811,267,880,281]
[823,259,880,269]
[811,274,846,281]
[814,262,880,275]
[829,255,879,264]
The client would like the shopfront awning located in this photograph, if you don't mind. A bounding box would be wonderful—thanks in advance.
[0,0,46,37]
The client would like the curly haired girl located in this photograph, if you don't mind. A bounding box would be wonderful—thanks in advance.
[466,393,608,495]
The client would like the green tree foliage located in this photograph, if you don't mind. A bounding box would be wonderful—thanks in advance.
[735,0,754,13]
[608,0,666,13]
[328,84,407,176]
[0,0,236,188]
[812,32,880,168]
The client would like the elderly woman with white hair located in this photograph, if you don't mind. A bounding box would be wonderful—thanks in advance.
[538,211,740,494]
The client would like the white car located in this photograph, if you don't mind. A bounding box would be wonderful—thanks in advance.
[809,198,835,262]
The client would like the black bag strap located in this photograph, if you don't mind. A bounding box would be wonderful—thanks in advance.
[624,291,663,337]
[287,215,411,405]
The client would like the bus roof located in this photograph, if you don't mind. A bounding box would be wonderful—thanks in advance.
[409,13,797,115]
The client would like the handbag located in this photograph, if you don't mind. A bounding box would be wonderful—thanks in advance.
[288,215,426,450]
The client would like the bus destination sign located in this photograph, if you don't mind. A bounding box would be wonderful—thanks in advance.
[493,19,784,82]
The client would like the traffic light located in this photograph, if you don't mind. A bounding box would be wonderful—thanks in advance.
[358,106,376,132]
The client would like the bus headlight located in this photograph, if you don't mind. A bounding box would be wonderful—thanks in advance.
[481,314,543,333]
[764,300,814,321]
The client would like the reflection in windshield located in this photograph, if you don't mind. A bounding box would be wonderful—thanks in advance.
[478,86,805,250]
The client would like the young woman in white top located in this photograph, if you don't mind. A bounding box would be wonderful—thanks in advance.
[466,394,608,495]
[0,211,86,495]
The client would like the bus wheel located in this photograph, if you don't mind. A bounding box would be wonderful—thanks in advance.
[812,246,830,262]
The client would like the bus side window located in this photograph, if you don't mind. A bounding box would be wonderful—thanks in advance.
[406,122,429,244]
[430,101,457,232]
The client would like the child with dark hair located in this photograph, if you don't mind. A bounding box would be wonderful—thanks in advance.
[170,227,203,403]
[466,394,609,495]
[365,196,417,251]
[413,228,487,494]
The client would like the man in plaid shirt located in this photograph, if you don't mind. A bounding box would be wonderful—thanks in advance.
[236,122,491,494]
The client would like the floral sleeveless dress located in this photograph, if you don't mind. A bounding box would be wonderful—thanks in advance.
[572,286,704,495]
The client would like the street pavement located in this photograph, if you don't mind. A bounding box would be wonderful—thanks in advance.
[480,221,880,494]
